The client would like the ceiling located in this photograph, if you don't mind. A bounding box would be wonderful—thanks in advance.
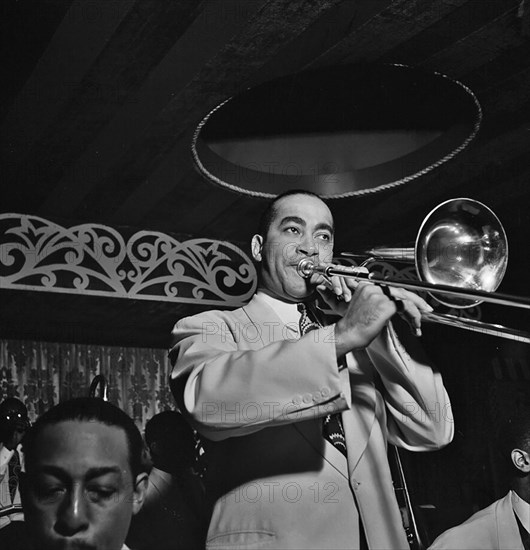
[1,0,530,348]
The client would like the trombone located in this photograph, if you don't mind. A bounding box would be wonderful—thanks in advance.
[297,198,530,344]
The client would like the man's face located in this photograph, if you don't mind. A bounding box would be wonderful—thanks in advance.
[3,425,26,450]
[252,194,334,302]
[22,420,146,550]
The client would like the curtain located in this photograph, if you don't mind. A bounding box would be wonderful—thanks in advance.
[0,339,176,431]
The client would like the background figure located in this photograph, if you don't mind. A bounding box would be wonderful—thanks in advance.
[20,397,148,550]
[126,410,208,550]
[429,410,530,549]
[0,397,30,550]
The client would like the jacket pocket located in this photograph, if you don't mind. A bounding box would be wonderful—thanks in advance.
[206,529,276,549]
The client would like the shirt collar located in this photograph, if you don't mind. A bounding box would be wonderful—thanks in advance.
[256,290,301,330]
[511,489,530,534]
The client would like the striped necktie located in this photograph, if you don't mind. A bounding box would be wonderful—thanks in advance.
[298,303,347,458]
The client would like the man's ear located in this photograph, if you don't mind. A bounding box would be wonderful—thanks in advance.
[511,448,530,474]
[251,234,263,262]
[132,472,149,515]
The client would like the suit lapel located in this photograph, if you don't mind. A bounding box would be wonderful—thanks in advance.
[240,293,286,347]
[342,350,377,474]
[497,492,525,550]
[309,303,377,475]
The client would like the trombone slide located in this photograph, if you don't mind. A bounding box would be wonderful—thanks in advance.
[297,259,530,344]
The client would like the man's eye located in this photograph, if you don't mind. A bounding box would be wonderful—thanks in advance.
[285,227,300,234]
[316,233,331,241]
[35,485,65,501]
[87,486,117,502]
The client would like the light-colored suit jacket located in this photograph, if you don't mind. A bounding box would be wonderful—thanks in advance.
[170,293,453,549]
[428,491,525,550]
[0,443,24,529]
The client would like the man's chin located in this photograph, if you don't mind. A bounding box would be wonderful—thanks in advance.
[260,277,316,303]
[39,540,96,550]
[287,284,317,302]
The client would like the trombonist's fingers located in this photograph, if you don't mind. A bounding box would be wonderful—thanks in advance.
[335,283,398,352]
[325,267,370,302]
[384,287,433,314]
[380,287,433,337]
[395,298,423,337]
[329,275,352,302]
[317,267,372,316]
[316,279,348,315]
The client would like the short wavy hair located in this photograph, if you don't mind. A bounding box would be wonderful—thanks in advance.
[23,397,147,478]
[257,189,331,239]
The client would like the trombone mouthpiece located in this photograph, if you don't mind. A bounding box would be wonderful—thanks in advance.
[297,259,316,278]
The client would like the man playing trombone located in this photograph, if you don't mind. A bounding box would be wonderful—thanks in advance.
[169,189,454,549]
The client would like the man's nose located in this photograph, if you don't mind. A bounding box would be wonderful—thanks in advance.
[298,236,317,256]
[56,487,90,536]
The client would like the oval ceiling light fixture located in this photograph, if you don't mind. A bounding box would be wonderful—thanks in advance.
[192,63,482,199]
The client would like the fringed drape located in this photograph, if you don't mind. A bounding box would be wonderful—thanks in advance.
[0,339,176,431]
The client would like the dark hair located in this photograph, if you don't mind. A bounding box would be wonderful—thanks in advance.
[23,397,147,478]
[145,410,197,469]
[145,410,194,446]
[0,397,30,441]
[257,189,328,238]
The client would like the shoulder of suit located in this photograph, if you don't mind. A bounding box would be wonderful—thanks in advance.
[461,498,503,524]
[175,306,247,329]
[175,294,264,330]
[429,497,506,549]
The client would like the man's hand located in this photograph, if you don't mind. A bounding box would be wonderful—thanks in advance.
[332,282,433,357]
[315,270,363,315]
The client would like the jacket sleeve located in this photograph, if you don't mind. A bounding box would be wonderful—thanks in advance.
[169,310,351,441]
[367,321,454,450]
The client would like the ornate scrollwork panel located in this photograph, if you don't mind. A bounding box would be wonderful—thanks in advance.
[0,214,257,307]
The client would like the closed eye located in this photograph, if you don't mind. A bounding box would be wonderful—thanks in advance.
[34,483,66,502]
[87,485,118,503]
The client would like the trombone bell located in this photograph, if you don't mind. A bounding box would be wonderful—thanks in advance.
[415,198,507,308]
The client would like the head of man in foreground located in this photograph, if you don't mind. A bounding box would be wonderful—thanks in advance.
[20,397,148,550]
